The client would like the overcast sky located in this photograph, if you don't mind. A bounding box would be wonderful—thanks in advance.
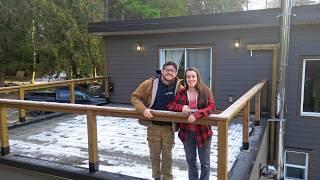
[249,0,267,10]
[249,0,320,10]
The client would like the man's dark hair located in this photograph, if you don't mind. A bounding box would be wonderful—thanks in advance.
[162,61,177,71]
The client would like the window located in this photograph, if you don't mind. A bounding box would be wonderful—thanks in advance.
[159,47,212,88]
[75,91,89,100]
[300,59,320,116]
[57,90,70,100]
[284,150,308,180]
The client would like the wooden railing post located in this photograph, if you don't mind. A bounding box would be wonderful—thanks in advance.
[243,101,250,150]
[18,88,26,122]
[87,110,99,173]
[217,120,228,180]
[271,48,278,118]
[270,48,277,161]
[69,82,75,104]
[0,106,10,156]
[255,91,261,126]
[104,77,109,99]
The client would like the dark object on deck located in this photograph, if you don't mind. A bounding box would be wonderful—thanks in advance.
[25,88,109,116]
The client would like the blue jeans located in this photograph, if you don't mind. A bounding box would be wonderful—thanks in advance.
[183,131,211,180]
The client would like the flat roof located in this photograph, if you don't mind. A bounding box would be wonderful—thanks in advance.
[88,4,320,36]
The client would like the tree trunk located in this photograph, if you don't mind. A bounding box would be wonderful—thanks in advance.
[104,0,109,22]
[0,71,5,87]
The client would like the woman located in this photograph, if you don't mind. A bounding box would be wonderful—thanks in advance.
[167,67,215,180]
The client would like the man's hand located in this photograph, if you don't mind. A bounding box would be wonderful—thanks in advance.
[188,114,196,123]
[182,105,192,114]
[143,108,154,118]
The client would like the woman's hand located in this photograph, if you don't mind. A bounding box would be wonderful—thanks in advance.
[182,105,191,114]
[188,114,196,123]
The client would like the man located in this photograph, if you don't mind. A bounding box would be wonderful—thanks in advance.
[131,61,182,180]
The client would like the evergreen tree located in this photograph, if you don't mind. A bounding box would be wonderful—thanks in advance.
[0,0,33,86]
[107,0,248,21]
[186,0,248,15]
[0,0,105,86]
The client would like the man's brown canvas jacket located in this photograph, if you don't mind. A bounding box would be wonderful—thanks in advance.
[131,76,183,129]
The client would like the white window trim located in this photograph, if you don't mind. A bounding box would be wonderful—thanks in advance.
[284,150,309,180]
[300,58,320,117]
[159,48,186,68]
[159,47,213,89]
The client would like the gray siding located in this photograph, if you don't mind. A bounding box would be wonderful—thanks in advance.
[105,27,278,107]
[285,24,320,180]
[104,24,320,179]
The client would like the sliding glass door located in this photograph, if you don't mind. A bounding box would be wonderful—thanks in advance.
[160,47,212,88]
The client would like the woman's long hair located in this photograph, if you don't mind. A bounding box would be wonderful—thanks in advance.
[184,67,213,109]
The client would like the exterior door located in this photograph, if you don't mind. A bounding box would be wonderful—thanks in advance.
[160,47,212,88]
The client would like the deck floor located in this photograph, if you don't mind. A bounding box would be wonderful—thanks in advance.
[8,109,246,180]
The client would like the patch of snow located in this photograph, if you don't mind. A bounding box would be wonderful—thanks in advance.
[35,72,67,83]
[9,114,246,180]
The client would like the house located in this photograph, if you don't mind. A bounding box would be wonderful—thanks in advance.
[89,4,320,179]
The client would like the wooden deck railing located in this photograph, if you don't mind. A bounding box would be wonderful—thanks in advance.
[0,76,109,122]
[0,80,267,180]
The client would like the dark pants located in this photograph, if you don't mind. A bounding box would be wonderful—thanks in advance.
[183,131,211,180]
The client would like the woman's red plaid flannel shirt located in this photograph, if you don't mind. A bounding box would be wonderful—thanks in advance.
[167,89,215,147]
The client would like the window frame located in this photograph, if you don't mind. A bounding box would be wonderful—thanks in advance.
[284,150,309,180]
[159,47,213,89]
[300,58,320,117]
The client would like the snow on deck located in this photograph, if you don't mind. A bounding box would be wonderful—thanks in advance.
[9,114,245,180]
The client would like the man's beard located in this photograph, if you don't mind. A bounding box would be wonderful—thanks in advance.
[161,75,175,85]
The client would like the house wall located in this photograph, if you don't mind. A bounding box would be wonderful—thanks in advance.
[104,26,279,108]
[104,23,320,179]
[284,24,320,180]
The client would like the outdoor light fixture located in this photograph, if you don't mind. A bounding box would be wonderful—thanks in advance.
[228,95,234,103]
[234,38,240,49]
[136,41,143,52]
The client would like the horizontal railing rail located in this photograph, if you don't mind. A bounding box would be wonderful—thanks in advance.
[0,79,267,180]
[220,80,266,121]
[0,76,108,93]
[0,99,226,125]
